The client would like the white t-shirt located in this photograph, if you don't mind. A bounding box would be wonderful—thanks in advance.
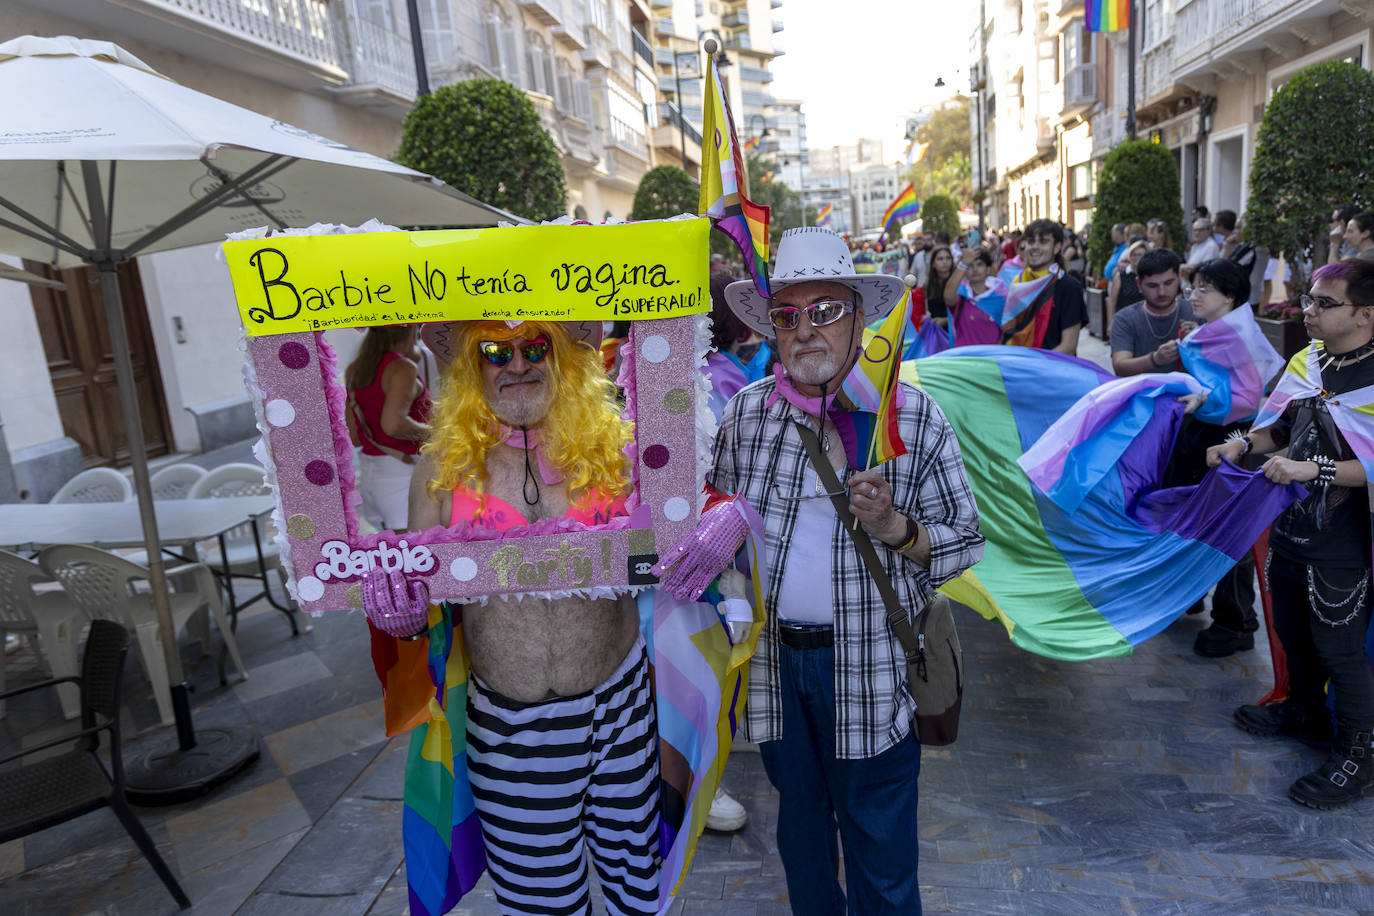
[775,462,837,624]
[1185,237,1221,266]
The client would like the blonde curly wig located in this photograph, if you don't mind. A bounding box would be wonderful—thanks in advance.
[423,321,633,503]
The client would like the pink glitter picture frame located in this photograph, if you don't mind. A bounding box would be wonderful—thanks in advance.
[246,313,704,614]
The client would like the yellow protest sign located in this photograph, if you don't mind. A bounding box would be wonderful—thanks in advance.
[223,219,710,336]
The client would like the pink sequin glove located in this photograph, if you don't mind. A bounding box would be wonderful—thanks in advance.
[361,567,431,639]
[652,498,749,601]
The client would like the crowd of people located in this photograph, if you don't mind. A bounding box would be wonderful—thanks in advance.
[340,202,1374,916]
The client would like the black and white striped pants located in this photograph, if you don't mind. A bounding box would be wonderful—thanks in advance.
[466,636,661,916]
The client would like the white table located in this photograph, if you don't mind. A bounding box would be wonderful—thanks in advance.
[0,495,298,640]
[0,496,275,551]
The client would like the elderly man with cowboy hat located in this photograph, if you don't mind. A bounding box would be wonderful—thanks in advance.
[658,227,983,915]
[362,317,662,916]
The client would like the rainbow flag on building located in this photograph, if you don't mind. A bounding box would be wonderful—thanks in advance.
[699,55,770,297]
[815,203,833,226]
[1086,0,1129,31]
[881,184,920,240]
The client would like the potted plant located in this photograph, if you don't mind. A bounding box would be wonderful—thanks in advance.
[1255,299,1308,361]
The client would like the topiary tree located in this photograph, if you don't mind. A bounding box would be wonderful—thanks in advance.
[921,194,961,239]
[630,165,699,221]
[1247,60,1374,293]
[1087,139,1183,272]
[397,79,566,222]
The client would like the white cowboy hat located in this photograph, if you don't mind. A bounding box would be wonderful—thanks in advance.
[422,319,602,373]
[724,227,908,337]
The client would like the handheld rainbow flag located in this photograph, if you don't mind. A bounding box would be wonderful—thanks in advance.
[844,288,910,467]
[1086,0,1129,31]
[760,170,774,184]
[815,203,834,226]
[699,55,771,297]
[742,135,760,151]
[881,184,920,240]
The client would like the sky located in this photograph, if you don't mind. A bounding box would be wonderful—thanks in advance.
[768,0,978,157]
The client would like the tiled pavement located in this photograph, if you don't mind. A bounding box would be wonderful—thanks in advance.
[5,339,1374,914]
[4,585,1374,916]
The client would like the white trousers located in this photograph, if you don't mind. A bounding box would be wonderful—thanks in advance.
[357,451,414,531]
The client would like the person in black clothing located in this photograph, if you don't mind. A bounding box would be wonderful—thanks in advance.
[1208,259,1374,810]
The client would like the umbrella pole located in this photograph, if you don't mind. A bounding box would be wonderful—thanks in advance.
[94,259,195,750]
[98,258,261,805]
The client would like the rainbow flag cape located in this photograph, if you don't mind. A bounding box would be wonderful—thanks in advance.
[880,184,920,240]
[1001,265,1060,347]
[903,347,1304,660]
[699,56,770,298]
[1086,0,1129,31]
[815,203,834,226]
[369,605,485,916]
[1178,305,1286,425]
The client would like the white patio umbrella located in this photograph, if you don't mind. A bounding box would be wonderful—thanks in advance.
[0,34,520,802]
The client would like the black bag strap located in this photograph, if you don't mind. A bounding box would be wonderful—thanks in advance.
[790,418,928,667]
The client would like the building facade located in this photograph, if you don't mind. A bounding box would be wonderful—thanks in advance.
[1,0,665,500]
[974,0,1374,237]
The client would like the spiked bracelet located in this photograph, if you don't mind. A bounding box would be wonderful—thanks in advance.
[1313,454,1338,485]
[1224,429,1253,455]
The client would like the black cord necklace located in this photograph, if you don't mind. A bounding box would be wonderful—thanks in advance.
[520,426,540,506]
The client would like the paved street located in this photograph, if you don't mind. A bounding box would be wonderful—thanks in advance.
[4,565,1374,915]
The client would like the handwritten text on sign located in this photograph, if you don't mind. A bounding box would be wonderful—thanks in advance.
[223,220,711,335]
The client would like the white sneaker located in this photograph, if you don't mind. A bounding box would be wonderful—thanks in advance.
[705,787,747,832]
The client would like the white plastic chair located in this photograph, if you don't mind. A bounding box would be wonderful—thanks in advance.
[149,463,207,500]
[49,468,133,504]
[188,462,281,576]
[37,544,248,727]
[0,551,84,719]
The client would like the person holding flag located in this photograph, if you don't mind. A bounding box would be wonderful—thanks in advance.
[655,228,983,915]
[1001,219,1087,353]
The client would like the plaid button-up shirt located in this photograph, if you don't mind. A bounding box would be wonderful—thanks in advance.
[709,376,984,759]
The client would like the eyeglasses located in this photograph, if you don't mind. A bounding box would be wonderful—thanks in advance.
[767,299,855,331]
[1300,294,1355,312]
[478,335,551,367]
[1191,284,1218,296]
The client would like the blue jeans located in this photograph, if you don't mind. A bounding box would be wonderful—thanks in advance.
[758,644,922,916]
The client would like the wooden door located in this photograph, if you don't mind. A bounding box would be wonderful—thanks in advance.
[26,260,171,467]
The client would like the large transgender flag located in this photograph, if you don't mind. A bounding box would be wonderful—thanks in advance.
[903,347,1304,660]
[1019,305,1284,513]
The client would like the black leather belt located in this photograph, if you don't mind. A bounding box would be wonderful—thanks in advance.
[778,622,834,650]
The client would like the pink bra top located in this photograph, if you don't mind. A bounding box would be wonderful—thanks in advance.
[449,484,628,531]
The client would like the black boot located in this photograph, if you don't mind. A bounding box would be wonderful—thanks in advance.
[1290,730,1374,810]
[1234,699,1333,745]
[1194,623,1254,658]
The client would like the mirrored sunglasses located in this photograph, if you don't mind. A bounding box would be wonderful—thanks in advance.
[767,299,854,331]
[478,335,551,367]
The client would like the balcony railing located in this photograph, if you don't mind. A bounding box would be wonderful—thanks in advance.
[659,101,703,146]
[632,29,653,66]
[517,0,565,27]
[772,19,783,32]
[722,9,749,26]
[725,32,752,51]
[154,0,343,71]
[1142,37,1175,102]
[655,17,677,37]
[1062,62,1095,111]
[339,13,417,101]
[738,64,772,83]
[1174,0,1300,71]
